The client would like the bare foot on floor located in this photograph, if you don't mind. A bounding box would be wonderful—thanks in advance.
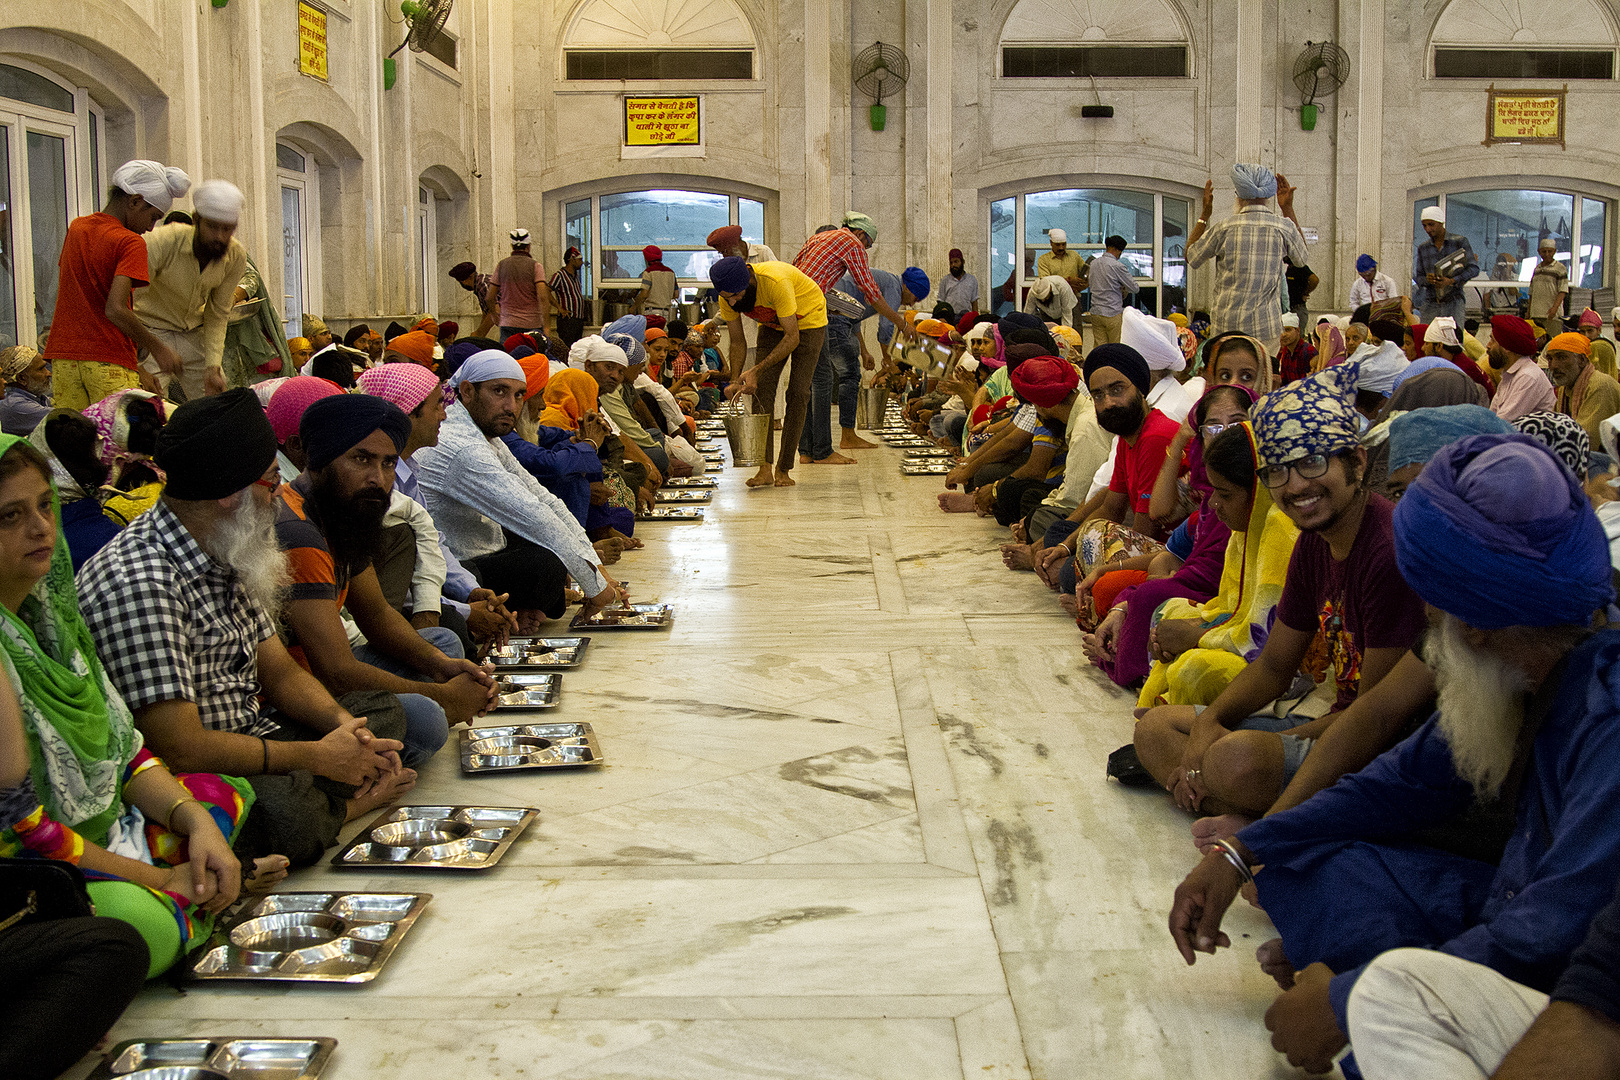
[840,433,879,449]
[812,452,856,465]
[773,471,797,487]
[243,855,291,895]
[606,528,644,550]
[1001,542,1033,570]
[799,454,812,464]
[746,466,776,488]
[1058,593,1079,618]
[593,538,625,564]
[1257,938,1295,990]
[1191,813,1255,855]
[938,491,977,512]
[346,767,418,820]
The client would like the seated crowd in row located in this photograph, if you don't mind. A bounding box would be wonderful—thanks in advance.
[904,167,1620,1077]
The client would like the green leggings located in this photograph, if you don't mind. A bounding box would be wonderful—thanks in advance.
[87,880,183,978]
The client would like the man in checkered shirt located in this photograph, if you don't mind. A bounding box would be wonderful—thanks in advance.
[77,389,416,867]
[1185,163,1309,347]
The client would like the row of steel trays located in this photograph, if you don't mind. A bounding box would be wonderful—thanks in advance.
[637,428,724,521]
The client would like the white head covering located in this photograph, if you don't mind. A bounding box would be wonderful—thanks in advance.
[1601,411,1620,463]
[1335,315,1353,332]
[111,159,191,213]
[1280,312,1299,329]
[1421,206,1446,225]
[1424,317,1461,348]
[1354,340,1410,396]
[956,356,981,374]
[509,227,531,245]
[1119,307,1187,372]
[448,349,525,388]
[1611,306,1620,323]
[252,378,288,408]
[1029,276,1061,301]
[963,322,993,344]
[191,179,244,225]
[1048,229,1067,244]
[567,335,628,369]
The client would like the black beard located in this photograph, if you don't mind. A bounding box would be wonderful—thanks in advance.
[309,475,388,579]
[1097,396,1147,436]
[735,282,758,312]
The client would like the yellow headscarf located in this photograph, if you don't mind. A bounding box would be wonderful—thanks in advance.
[1136,423,1301,709]
[536,368,598,431]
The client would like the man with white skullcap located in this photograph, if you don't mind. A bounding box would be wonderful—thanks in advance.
[1036,229,1086,297]
[1413,205,1479,325]
[134,179,247,401]
[494,227,552,340]
[45,159,191,410]
[1185,164,1309,346]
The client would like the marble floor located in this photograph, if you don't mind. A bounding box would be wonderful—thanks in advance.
[71,444,1303,1080]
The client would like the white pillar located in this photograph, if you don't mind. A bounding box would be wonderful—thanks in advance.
[925,0,952,272]
[1356,0,1385,267]
[244,0,269,264]
[181,1,205,185]
[1234,0,1264,162]
[803,0,833,242]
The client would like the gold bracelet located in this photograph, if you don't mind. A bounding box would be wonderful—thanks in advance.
[163,796,201,832]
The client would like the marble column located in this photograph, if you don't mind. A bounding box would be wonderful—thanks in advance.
[1233,0,1263,162]
[803,0,834,242]
[925,0,952,272]
[1356,0,1385,270]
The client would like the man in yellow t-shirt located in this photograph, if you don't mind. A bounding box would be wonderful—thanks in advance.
[710,257,828,489]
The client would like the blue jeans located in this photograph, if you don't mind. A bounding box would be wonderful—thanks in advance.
[1420,297,1466,325]
[797,337,836,460]
[352,626,459,768]
[826,318,863,431]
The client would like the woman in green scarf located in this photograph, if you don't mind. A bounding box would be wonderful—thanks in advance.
[0,433,261,976]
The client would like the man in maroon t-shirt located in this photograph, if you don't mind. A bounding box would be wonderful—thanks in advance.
[1134,359,1426,822]
[46,159,190,410]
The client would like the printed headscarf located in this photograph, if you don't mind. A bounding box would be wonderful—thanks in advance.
[1251,360,1362,468]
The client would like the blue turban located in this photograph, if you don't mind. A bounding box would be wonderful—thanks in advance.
[605,332,645,367]
[1394,433,1614,629]
[445,340,484,376]
[1083,343,1151,398]
[1251,360,1362,468]
[448,349,525,389]
[603,314,647,341]
[901,267,930,302]
[1387,403,1511,474]
[1390,355,1460,392]
[1356,254,1377,273]
[710,256,750,293]
[300,393,410,473]
[1231,163,1277,200]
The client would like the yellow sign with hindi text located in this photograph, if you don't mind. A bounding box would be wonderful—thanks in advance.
[1484,85,1564,147]
[298,1,328,82]
[624,96,702,146]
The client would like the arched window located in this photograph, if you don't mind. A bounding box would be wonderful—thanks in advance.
[999,0,1190,78]
[989,187,1192,318]
[0,58,106,348]
[562,0,756,80]
[1430,0,1618,78]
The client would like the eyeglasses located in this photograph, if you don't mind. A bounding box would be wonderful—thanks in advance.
[1259,453,1332,489]
[253,474,282,492]
[1200,422,1231,438]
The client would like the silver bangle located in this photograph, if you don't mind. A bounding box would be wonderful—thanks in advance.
[1214,838,1254,886]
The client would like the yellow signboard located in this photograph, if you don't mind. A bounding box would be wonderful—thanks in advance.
[298,1,328,82]
[624,96,702,146]
[1484,84,1564,148]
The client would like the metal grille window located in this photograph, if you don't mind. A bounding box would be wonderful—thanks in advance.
[1433,48,1614,79]
[1001,46,1188,78]
[565,50,753,80]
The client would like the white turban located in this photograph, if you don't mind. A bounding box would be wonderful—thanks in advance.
[1119,307,1186,372]
[111,159,191,213]
[1611,306,1620,323]
[1354,342,1410,396]
[191,179,244,225]
[963,322,993,343]
[1029,276,1060,301]
[956,356,981,373]
[567,335,628,369]
[1424,317,1461,348]
[448,349,525,388]
[1048,229,1067,244]
[1280,312,1299,329]
[1231,163,1277,200]
[1421,206,1446,225]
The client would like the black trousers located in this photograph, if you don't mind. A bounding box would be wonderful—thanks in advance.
[461,530,569,618]
[233,690,410,868]
[0,916,149,1080]
[557,315,586,347]
[992,476,1053,528]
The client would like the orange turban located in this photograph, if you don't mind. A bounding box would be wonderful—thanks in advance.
[517,353,551,400]
[385,330,436,367]
[1547,331,1592,357]
[536,368,598,431]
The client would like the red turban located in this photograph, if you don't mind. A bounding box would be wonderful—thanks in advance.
[1490,315,1538,357]
[1010,355,1080,408]
[706,224,744,252]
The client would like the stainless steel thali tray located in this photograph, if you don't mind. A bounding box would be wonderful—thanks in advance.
[460,721,602,773]
[664,476,718,488]
[491,671,562,708]
[187,892,429,983]
[89,1037,337,1080]
[901,462,954,474]
[485,636,589,670]
[332,804,538,869]
[903,448,954,459]
[655,489,712,503]
[886,438,933,448]
[637,506,704,521]
[570,602,674,629]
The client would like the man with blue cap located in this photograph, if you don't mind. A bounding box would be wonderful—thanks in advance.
[1185,164,1309,347]
[412,349,626,618]
[1349,253,1401,311]
[1168,433,1620,1076]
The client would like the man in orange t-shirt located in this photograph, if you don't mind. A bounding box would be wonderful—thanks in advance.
[46,159,190,410]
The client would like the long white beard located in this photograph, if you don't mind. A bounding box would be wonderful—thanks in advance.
[1432,614,1529,801]
[208,496,292,617]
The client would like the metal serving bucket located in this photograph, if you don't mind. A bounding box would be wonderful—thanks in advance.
[859,388,890,429]
[722,410,771,467]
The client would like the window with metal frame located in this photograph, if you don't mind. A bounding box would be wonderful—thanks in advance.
[565,50,753,80]
[1000,46,1188,79]
[1433,48,1613,79]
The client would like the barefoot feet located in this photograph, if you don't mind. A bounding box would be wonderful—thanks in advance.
[811,452,856,465]
[243,855,291,895]
[1001,542,1034,570]
[938,491,977,513]
[746,465,776,488]
[840,431,879,450]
